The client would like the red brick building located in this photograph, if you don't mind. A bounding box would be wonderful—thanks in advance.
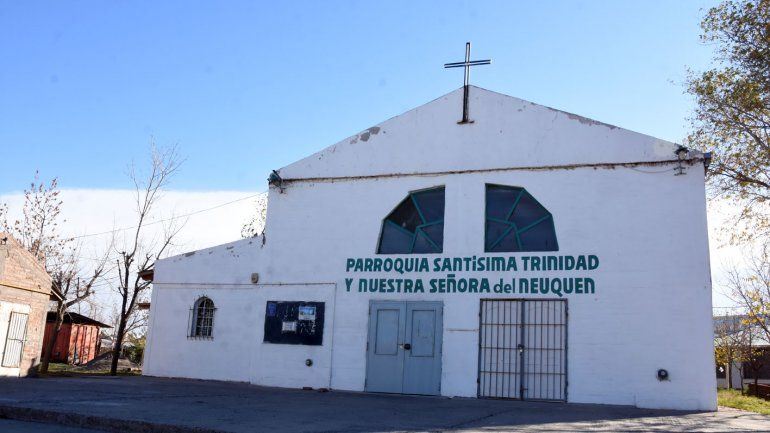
[0,234,54,377]
[43,312,111,365]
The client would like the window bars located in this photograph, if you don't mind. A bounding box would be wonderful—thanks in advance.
[478,299,567,401]
[188,297,216,340]
[1,312,29,368]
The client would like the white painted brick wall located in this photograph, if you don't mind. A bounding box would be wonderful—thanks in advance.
[144,88,716,410]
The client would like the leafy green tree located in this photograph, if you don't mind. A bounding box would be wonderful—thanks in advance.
[687,0,770,242]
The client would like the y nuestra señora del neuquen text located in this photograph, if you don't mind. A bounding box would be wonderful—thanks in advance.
[343,255,599,297]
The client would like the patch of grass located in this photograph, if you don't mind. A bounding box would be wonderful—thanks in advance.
[37,362,140,377]
[43,362,72,373]
[718,388,770,415]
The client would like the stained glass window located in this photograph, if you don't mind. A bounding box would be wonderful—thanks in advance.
[378,187,445,254]
[485,185,558,252]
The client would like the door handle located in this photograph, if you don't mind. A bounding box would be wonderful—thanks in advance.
[399,343,412,350]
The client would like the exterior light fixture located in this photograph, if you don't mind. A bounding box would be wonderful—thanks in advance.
[674,146,689,176]
[268,170,284,193]
[704,152,713,174]
[675,146,689,161]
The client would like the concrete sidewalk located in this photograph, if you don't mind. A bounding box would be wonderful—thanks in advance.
[0,376,769,433]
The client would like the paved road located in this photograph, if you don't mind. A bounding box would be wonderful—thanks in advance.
[0,376,769,432]
[0,419,107,432]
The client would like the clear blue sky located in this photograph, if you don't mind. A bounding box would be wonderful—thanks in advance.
[0,1,718,192]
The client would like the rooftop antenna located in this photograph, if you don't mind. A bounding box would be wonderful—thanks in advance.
[444,42,491,124]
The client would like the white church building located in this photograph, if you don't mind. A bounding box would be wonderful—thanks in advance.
[143,86,717,410]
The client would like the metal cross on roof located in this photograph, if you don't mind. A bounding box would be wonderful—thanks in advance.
[444,42,491,124]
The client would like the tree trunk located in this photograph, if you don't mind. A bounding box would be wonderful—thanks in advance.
[40,302,64,374]
[739,367,745,394]
[109,314,127,375]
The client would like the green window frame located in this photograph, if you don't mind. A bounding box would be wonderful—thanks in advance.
[377,186,445,254]
[485,184,558,252]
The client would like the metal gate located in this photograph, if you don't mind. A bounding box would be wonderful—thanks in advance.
[478,299,567,401]
[2,312,29,368]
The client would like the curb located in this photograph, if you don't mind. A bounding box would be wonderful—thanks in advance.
[0,405,226,433]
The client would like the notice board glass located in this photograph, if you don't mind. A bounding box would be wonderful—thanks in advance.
[263,301,324,345]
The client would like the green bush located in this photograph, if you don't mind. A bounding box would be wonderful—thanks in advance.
[124,334,146,365]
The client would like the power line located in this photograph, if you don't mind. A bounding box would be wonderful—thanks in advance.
[70,193,263,240]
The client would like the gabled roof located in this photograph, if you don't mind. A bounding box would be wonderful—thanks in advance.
[278,86,701,181]
[0,233,52,296]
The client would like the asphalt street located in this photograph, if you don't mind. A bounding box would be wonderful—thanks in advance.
[1,376,769,432]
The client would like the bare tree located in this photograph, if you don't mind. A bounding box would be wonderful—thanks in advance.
[110,145,183,375]
[241,194,268,238]
[726,243,770,343]
[107,299,149,349]
[722,243,770,393]
[40,245,109,372]
[1,173,70,267]
[1,173,109,373]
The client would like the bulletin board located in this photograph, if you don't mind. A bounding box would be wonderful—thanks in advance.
[263,301,325,345]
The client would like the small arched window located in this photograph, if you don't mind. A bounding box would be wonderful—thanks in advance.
[189,297,216,339]
[485,184,558,252]
[377,186,445,254]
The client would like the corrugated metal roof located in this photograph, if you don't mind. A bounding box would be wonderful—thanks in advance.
[46,311,112,328]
